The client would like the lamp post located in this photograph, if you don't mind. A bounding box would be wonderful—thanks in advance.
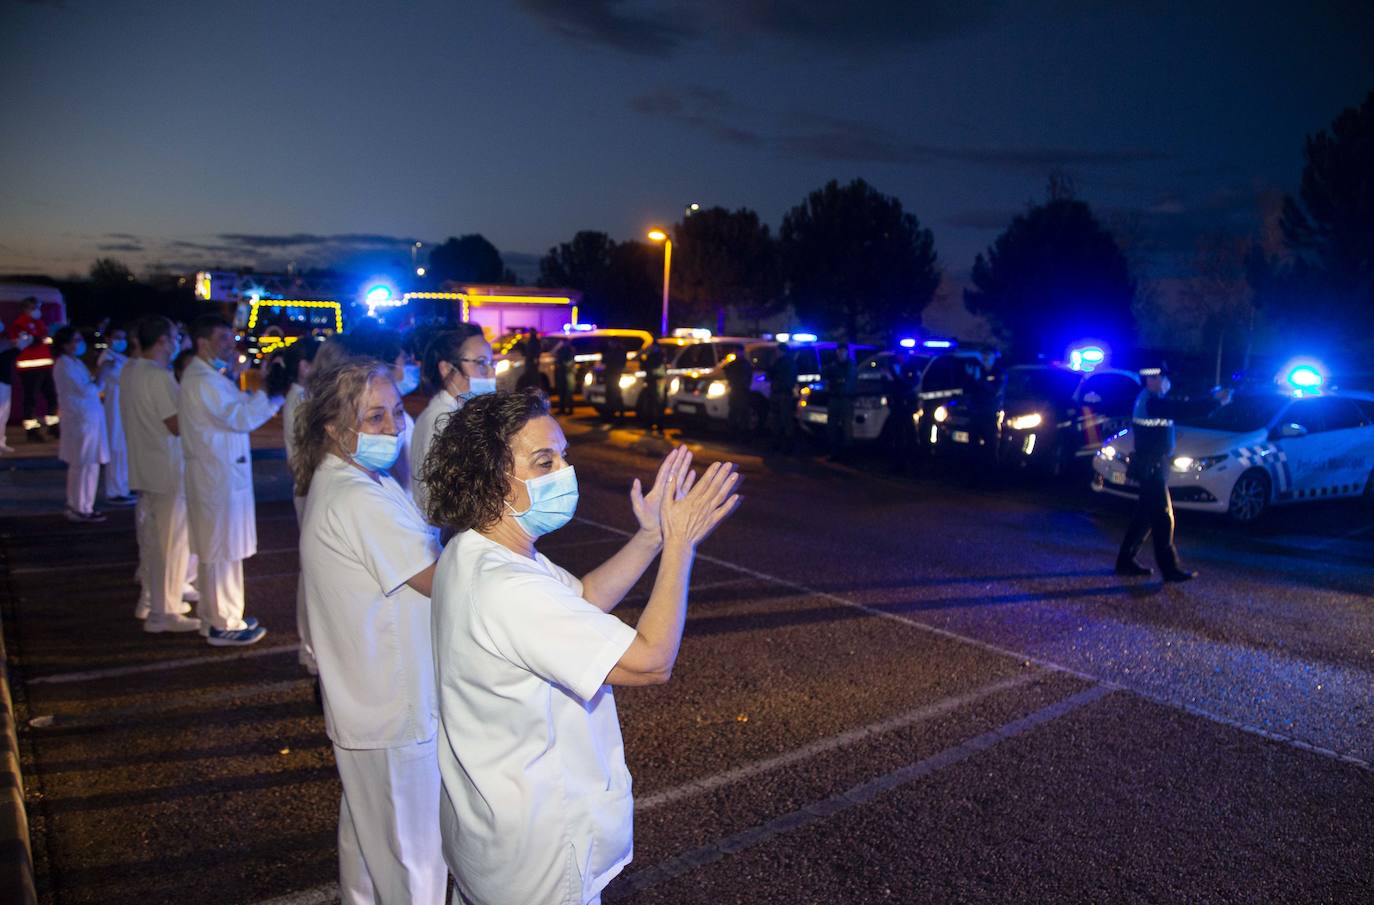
[648,229,671,336]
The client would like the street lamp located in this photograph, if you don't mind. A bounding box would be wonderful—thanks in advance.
[411,241,423,271]
[648,229,671,336]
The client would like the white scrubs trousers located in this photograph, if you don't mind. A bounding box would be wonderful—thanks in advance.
[333,736,446,905]
[141,490,191,619]
[66,463,99,514]
[293,494,317,674]
[197,559,249,631]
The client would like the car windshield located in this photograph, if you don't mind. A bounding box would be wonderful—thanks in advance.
[1004,367,1080,401]
[1187,394,1288,432]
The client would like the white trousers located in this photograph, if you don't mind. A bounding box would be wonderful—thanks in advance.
[197,559,248,631]
[293,495,317,674]
[105,438,130,497]
[334,737,446,905]
[140,491,191,618]
[66,463,99,514]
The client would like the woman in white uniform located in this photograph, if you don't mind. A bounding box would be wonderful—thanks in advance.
[99,326,136,506]
[422,390,741,905]
[410,328,494,517]
[293,357,445,905]
[52,326,111,523]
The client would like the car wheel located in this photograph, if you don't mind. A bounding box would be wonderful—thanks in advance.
[1227,468,1270,524]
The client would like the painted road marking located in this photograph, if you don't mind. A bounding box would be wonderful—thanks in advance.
[27,644,302,685]
[573,516,1374,773]
[635,671,1040,813]
[609,685,1115,898]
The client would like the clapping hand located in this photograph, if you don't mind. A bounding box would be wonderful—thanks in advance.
[630,445,695,545]
[660,459,741,552]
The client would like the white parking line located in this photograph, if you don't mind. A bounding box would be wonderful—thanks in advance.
[635,671,1040,813]
[27,644,302,685]
[611,685,1114,898]
[572,516,1374,773]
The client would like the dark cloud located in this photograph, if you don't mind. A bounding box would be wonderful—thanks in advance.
[215,232,419,249]
[632,86,1166,172]
[97,242,145,252]
[515,0,696,55]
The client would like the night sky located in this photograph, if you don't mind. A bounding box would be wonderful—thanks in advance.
[3,0,1372,321]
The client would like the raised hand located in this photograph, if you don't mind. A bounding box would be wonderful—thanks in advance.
[660,459,742,552]
[630,445,694,542]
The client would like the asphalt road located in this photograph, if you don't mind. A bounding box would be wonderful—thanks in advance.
[3,406,1371,904]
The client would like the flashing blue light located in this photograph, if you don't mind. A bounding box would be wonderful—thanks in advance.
[365,285,392,306]
[791,332,818,343]
[923,339,953,349]
[899,338,917,349]
[1287,365,1323,390]
[1068,344,1106,372]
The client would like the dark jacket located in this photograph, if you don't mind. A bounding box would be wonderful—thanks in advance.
[1129,390,1220,477]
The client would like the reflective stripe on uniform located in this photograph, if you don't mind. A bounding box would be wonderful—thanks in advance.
[1132,417,1173,427]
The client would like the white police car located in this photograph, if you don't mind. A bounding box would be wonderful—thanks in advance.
[1093,372,1374,523]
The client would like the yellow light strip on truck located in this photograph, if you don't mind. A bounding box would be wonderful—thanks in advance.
[247,300,343,332]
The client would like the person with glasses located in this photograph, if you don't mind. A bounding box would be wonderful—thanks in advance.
[411,328,495,518]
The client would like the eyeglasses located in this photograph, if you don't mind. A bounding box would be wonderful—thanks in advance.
[457,357,494,368]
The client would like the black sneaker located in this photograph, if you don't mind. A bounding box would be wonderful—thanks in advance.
[1163,569,1198,583]
[1115,559,1152,577]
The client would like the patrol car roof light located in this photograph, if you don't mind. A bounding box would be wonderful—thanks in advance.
[899,338,917,349]
[1067,344,1106,372]
[791,332,818,343]
[1279,359,1326,396]
[922,339,953,349]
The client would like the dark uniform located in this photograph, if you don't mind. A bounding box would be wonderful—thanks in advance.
[824,349,858,461]
[967,353,1003,474]
[516,330,541,391]
[553,341,574,415]
[602,344,628,423]
[638,344,667,431]
[1117,367,1223,581]
[767,346,799,453]
[723,352,754,438]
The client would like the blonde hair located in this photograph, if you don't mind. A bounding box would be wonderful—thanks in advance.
[291,358,392,496]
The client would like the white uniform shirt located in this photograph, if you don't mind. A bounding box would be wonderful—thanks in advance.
[432,530,639,905]
[410,389,462,517]
[281,382,307,466]
[301,454,441,749]
[53,355,109,466]
[119,359,184,495]
[179,357,281,562]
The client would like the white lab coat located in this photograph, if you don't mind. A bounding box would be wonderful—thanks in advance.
[102,350,130,495]
[179,357,281,563]
[410,389,463,518]
[53,355,109,466]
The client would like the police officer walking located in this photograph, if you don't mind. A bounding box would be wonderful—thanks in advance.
[824,342,857,463]
[723,349,754,439]
[766,342,798,454]
[1116,364,1230,582]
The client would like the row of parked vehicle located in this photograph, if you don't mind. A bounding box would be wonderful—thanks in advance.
[486,326,1374,525]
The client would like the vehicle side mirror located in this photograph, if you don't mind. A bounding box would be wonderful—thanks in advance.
[1276,422,1308,439]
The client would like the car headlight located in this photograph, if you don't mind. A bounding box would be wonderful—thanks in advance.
[583,371,594,387]
[1100,445,1117,460]
[669,377,680,395]
[1171,454,1227,472]
[495,359,511,375]
[618,373,638,390]
[706,380,727,398]
[1008,412,1042,431]
[933,405,949,423]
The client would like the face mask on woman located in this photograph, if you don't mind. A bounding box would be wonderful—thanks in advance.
[352,430,402,472]
[111,339,128,354]
[461,376,497,399]
[506,466,578,537]
[73,340,88,356]
[397,363,421,397]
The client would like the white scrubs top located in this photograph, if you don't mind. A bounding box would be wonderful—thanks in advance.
[119,359,183,495]
[300,454,441,749]
[281,381,307,467]
[410,389,461,517]
[432,530,639,905]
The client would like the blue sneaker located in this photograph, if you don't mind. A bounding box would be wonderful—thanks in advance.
[207,624,267,647]
[198,615,259,638]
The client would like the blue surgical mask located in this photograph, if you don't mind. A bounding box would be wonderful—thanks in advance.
[111,339,128,354]
[507,466,578,537]
[461,377,497,400]
[397,363,421,396]
[210,357,229,372]
[353,431,402,472]
[74,340,88,356]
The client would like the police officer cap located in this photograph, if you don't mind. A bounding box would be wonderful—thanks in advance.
[1138,362,1170,378]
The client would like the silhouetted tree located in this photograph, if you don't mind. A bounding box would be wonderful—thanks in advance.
[600,240,661,331]
[539,231,616,294]
[965,183,1135,361]
[1256,90,1374,354]
[780,179,940,341]
[671,206,780,333]
[427,234,506,284]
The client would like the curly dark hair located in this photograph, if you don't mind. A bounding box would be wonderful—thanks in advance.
[420,388,550,533]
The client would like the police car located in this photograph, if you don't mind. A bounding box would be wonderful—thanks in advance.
[795,344,902,440]
[935,360,1140,474]
[666,338,777,429]
[1092,367,1374,523]
[494,328,652,395]
[583,334,697,417]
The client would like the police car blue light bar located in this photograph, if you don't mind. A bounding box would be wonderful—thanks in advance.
[791,332,818,343]
[899,338,917,349]
[1277,358,1326,395]
[922,339,953,349]
[1067,344,1106,372]
[365,285,392,305]
[1287,365,1323,389]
